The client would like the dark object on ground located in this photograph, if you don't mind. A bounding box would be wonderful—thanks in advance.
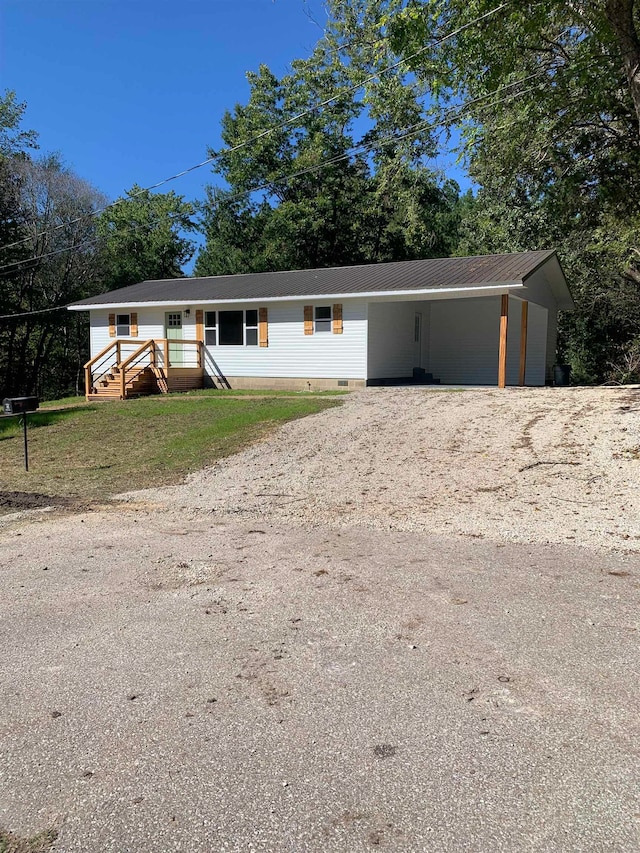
[553,364,572,386]
[0,491,72,511]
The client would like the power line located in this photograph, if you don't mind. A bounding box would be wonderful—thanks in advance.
[0,2,509,257]
[0,305,68,321]
[0,66,551,281]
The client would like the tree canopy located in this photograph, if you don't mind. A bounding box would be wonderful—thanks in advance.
[319,0,640,381]
[0,92,197,398]
[96,185,196,291]
[195,46,464,276]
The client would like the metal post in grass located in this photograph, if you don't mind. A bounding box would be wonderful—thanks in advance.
[2,397,39,471]
[22,413,29,471]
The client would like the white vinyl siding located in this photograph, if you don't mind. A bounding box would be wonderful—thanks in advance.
[545,308,558,381]
[506,297,522,387]
[517,266,559,380]
[367,301,431,379]
[89,308,199,367]
[88,291,550,387]
[524,302,548,386]
[90,303,365,380]
[203,300,367,379]
[504,298,548,386]
[429,297,502,385]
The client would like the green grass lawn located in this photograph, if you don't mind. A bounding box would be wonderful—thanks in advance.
[0,393,340,501]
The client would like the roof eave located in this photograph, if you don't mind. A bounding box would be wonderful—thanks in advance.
[67,282,523,311]
[522,251,575,311]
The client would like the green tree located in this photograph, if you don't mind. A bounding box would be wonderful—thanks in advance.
[97,185,196,291]
[0,97,199,399]
[0,89,38,156]
[0,153,106,398]
[196,49,463,276]
[324,0,640,381]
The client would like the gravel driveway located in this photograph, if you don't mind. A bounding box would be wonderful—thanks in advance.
[1,386,639,852]
[131,386,640,553]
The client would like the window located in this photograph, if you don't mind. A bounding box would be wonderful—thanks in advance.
[205,311,217,346]
[116,314,130,336]
[315,305,332,332]
[245,309,258,346]
[204,310,260,346]
[219,311,243,345]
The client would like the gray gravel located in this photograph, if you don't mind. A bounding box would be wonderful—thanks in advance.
[126,386,640,553]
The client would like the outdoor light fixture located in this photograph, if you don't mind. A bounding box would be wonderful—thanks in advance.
[184,308,191,317]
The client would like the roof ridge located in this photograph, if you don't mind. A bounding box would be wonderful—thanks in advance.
[136,250,555,286]
[69,251,569,309]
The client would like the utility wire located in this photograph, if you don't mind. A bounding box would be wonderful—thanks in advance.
[0,305,69,321]
[0,2,509,256]
[0,66,552,284]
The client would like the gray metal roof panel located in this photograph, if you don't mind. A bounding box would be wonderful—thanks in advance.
[70,251,559,306]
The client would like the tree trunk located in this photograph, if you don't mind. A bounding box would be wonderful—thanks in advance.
[605,0,640,130]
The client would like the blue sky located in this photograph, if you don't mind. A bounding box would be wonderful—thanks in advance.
[1,1,332,201]
[1,0,468,269]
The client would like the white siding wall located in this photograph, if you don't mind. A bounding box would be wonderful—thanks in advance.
[89,308,200,367]
[517,267,559,378]
[524,302,548,386]
[506,296,522,386]
[367,301,429,378]
[88,293,549,386]
[420,303,431,371]
[545,308,558,378]
[429,297,502,384]
[91,302,367,379]
[206,300,367,379]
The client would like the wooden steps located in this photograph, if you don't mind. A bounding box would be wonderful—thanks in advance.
[85,339,205,400]
[89,367,160,400]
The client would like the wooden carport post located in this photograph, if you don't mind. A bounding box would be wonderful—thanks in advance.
[498,294,508,389]
[519,301,528,386]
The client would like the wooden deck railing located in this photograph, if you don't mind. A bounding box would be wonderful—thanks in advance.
[117,339,155,399]
[84,338,204,398]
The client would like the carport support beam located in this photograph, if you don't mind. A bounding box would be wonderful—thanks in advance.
[498,294,508,388]
[519,301,528,386]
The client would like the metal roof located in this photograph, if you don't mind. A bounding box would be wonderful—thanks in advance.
[70,250,569,307]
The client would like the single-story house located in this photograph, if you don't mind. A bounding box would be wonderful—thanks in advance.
[68,250,573,399]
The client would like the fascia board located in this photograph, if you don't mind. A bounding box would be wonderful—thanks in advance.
[68,283,523,311]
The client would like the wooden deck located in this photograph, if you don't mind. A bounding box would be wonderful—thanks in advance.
[85,339,204,400]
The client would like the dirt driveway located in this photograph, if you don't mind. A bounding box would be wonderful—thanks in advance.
[0,387,639,852]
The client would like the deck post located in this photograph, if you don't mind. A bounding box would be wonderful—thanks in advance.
[84,365,91,399]
[116,340,121,365]
[519,301,528,386]
[498,294,509,389]
[164,338,169,370]
[149,340,156,369]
